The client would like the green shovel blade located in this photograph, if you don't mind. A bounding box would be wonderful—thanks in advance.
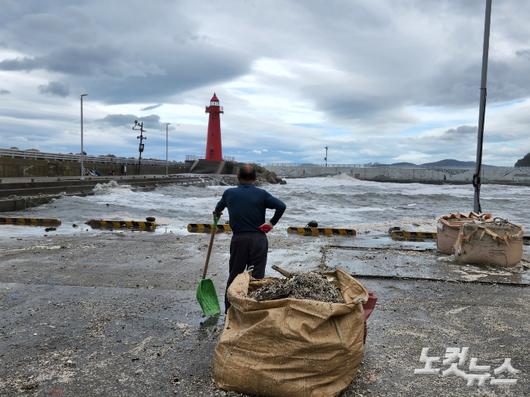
[196,279,221,317]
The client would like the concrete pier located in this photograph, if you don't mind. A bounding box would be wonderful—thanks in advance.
[0,233,527,396]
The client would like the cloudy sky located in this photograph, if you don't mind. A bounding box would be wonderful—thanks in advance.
[1,0,529,165]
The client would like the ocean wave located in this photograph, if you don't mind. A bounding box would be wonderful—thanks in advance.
[3,176,529,236]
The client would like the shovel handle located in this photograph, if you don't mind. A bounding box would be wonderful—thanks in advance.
[202,217,219,280]
[271,265,293,278]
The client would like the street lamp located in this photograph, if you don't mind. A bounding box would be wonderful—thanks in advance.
[324,146,328,167]
[165,123,171,176]
[80,93,88,179]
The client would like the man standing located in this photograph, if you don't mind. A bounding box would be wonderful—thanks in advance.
[214,164,286,311]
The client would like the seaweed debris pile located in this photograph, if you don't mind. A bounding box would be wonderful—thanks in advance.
[249,272,344,303]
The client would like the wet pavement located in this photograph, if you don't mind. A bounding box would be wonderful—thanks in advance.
[326,245,530,285]
[0,231,528,396]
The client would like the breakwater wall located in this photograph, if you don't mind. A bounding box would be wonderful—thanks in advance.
[266,165,530,185]
[0,153,190,178]
[0,174,238,212]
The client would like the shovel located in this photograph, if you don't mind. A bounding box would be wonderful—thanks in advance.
[196,215,221,317]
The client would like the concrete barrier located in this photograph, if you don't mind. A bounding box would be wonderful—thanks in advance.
[287,226,356,237]
[0,217,62,227]
[266,165,530,186]
[389,230,437,242]
[85,219,157,231]
[187,224,232,234]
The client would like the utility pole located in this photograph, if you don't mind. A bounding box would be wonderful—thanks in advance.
[132,120,146,175]
[165,123,171,176]
[80,94,87,179]
[473,0,492,213]
[324,146,328,167]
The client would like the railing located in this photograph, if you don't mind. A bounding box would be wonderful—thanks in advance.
[185,154,236,162]
[264,163,365,168]
[0,148,184,166]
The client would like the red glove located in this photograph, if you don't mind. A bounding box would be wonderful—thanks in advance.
[259,223,273,233]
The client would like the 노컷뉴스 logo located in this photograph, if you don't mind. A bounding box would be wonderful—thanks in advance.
[414,347,521,386]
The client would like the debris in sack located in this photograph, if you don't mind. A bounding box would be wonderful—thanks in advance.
[454,217,524,267]
[249,272,344,303]
[436,212,491,254]
[214,269,367,397]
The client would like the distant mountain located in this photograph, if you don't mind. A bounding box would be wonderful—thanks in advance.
[515,153,530,167]
[376,159,495,168]
[390,162,417,167]
[420,159,476,168]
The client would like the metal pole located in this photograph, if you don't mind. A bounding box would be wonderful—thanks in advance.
[80,94,87,179]
[133,121,146,175]
[138,123,143,175]
[324,146,328,167]
[473,0,492,213]
[165,123,170,176]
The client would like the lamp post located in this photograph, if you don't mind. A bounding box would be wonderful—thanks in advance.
[324,146,328,167]
[166,123,171,176]
[80,93,88,179]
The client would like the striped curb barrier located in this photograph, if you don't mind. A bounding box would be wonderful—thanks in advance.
[390,229,529,244]
[287,226,356,237]
[85,219,157,231]
[0,217,61,227]
[389,230,437,242]
[187,223,232,234]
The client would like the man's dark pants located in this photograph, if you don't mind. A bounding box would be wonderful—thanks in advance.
[225,232,268,312]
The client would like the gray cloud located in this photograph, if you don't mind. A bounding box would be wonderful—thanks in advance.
[0,89,10,95]
[0,57,38,70]
[2,0,529,110]
[435,124,517,145]
[1,46,119,75]
[515,49,530,58]
[38,81,70,97]
[0,46,249,103]
[0,1,252,104]
[96,114,167,131]
[141,104,162,111]
[442,125,476,140]
[308,88,401,121]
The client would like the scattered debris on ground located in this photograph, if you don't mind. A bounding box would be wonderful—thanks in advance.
[249,272,344,303]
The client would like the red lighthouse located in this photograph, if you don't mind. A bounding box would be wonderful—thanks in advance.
[205,93,223,161]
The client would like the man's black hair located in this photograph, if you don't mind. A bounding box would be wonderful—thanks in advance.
[238,164,256,182]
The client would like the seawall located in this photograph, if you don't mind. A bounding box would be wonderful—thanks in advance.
[0,155,190,178]
[266,165,530,186]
